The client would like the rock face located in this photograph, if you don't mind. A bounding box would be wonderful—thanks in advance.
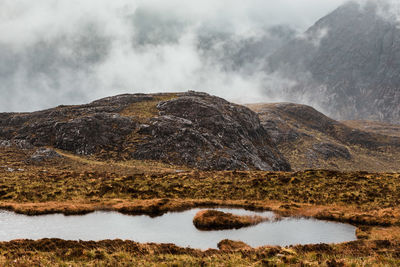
[312,143,351,160]
[133,92,290,170]
[0,92,291,171]
[54,113,137,155]
[268,0,400,123]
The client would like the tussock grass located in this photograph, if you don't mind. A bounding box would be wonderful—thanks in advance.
[193,209,269,230]
[1,146,400,265]
[1,238,400,266]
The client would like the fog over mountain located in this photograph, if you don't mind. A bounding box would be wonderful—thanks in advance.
[2,0,400,123]
[269,0,400,123]
[0,0,347,112]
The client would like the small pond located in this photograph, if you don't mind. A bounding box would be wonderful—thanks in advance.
[0,208,356,249]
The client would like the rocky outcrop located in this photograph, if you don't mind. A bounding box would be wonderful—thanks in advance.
[54,113,137,155]
[30,148,63,162]
[133,92,290,170]
[312,143,351,160]
[0,92,291,171]
[1,114,137,156]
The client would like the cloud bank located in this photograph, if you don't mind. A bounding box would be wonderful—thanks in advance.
[0,0,349,112]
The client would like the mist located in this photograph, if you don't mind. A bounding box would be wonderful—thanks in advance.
[0,0,349,112]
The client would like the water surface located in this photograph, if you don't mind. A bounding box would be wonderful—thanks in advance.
[0,208,356,249]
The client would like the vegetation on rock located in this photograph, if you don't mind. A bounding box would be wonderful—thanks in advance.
[193,210,268,230]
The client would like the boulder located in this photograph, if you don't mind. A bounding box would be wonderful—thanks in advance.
[30,148,63,162]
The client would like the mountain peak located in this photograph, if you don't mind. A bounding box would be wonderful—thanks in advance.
[268,0,400,123]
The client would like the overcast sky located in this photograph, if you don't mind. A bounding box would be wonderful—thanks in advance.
[0,0,349,112]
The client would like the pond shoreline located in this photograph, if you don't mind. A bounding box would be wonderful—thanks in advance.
[0,199,396,227]
[0,208,356,248]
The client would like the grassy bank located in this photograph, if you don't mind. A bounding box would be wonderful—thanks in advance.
[1,239,400,266]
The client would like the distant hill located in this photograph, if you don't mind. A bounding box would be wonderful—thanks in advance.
[268,0,400,123]
[248,102,400,172]
[342,120,400,138]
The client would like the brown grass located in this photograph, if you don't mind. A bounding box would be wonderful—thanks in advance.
[1,238,400,266]
[1,145,400,265]
[119,94,177,122]
[2,146,400,226]
[217,239,252,251]
[343,120,400,138]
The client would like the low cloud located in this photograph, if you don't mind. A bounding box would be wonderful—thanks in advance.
[0,0,348,112]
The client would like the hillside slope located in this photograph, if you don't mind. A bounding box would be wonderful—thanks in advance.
[248,103,400,172]
[342,120,400,138]
[0,92,290,171]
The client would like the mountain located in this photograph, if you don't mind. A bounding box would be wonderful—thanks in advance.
[0,92,290,171]
[247,102,400,172]
[198,25,296,73]
[268,0,400,123]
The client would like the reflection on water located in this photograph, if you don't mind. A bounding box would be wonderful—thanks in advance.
[0,208,356,249]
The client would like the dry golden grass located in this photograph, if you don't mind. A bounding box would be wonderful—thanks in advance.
[2,147,400,226]
[1,238,400,266]
[1,146,400,265]
[279,138,400,173]
[119,94,177,122]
